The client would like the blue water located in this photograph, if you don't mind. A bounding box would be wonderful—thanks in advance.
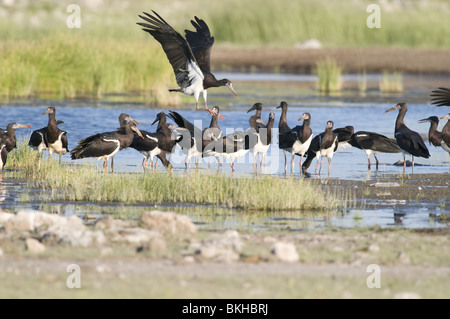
[0,73,448,230]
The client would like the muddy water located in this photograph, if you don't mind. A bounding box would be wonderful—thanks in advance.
[0,73,448,230]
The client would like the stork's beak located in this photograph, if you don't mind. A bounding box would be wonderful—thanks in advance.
[128,116,141,125]
[385,105,399,113]
[440,114,450,120]
[41,107,53,115]
[247,104,258,113]
[151,116,160,126]
[208,108,226,120]
[297,114,308,122]
[256,118,267,126]
[227,82,238,97]
[131,125,144,139]
[418,118,430,123]
[14,124,32,129]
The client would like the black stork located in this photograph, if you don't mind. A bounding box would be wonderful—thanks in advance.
[0,144,7,178]
[248,112,275,170]
[0,122,32,152]
[278,112,313,173]
[167,106,224,169]
[385,103,430,171]
[247,102,265,132]
[347,131,401,169]
[40,107,69,163]
[277,101,291,134]
[302,125,352,175]
[430,87,450,107]
[137,11,237,110]
[70,114,143,173]
[203,125,258,172]
[316,121,338,176]
[418,115,450,155]
[440,114,450,154]
[130,112,181,171]
[28,120,64,163]
[418,116,446,149]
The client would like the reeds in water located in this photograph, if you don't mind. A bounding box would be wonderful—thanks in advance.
[379,71,403,93]
[315,57,343,94]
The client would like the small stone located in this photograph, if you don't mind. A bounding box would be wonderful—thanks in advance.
[25,238,46,254]
[271,242,299,262]
[397,252,411,264]
[140,211,197,237]
[368,244,380,252]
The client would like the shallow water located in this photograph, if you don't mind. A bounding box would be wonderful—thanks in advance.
[0,73,449,230]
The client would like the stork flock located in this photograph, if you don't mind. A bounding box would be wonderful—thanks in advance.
[0,11,449,177]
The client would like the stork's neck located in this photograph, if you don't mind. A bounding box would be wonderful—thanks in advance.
[395,106,407,131]
[6,124,16,137]
[209,114,219,129]
[303,118,311,129]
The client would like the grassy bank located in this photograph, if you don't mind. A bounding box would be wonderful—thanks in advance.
[6,142,349,211]
[0,35,178,104]
[0,0,449,99]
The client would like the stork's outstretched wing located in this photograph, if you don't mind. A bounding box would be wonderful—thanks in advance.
[185,16,214,73]
[430,87,450,107]
[137,11,202,87]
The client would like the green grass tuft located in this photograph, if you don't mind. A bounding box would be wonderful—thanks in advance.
[315,57,342,94]
[7,141,349,211]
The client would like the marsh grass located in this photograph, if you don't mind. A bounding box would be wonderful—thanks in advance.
[7,142,348,211]
[315,57,342,94]
[0,35,178,105]
[379,71,403,93]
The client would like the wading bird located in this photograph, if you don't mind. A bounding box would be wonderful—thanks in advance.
[440,114,450,154]
[130,112,181,171]
[347,131,401,169]
[167,106,224,169]
[278,112,313,173]
[40,107,69,163]
[0,122,32,152]
[28,120,64,164]
[0,144,7,178]
[385,103,430,171]
[71,114,143,173]
[249,112,275,170]
[137,11,237,110]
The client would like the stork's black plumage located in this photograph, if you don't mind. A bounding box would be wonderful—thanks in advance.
[203,124,258,172]
[348,131,401,169]
[418,115,450,155]
[41,107,69,163]
[315,121,338,176]
[247,102,264,132]
[302,125,352,174]
[278,112,313,173]
[137,11,237,110]
[430,87,450,107]
[130,112,180,171]
[385,103,430,170]
[167,107,224,169]
[0,144,7,177]
[71,114,143,172]
[441,114,450,154]
[276,101,291,134]
[248,112,275,170]
[0,122,32,152]
[28,120,64,161]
